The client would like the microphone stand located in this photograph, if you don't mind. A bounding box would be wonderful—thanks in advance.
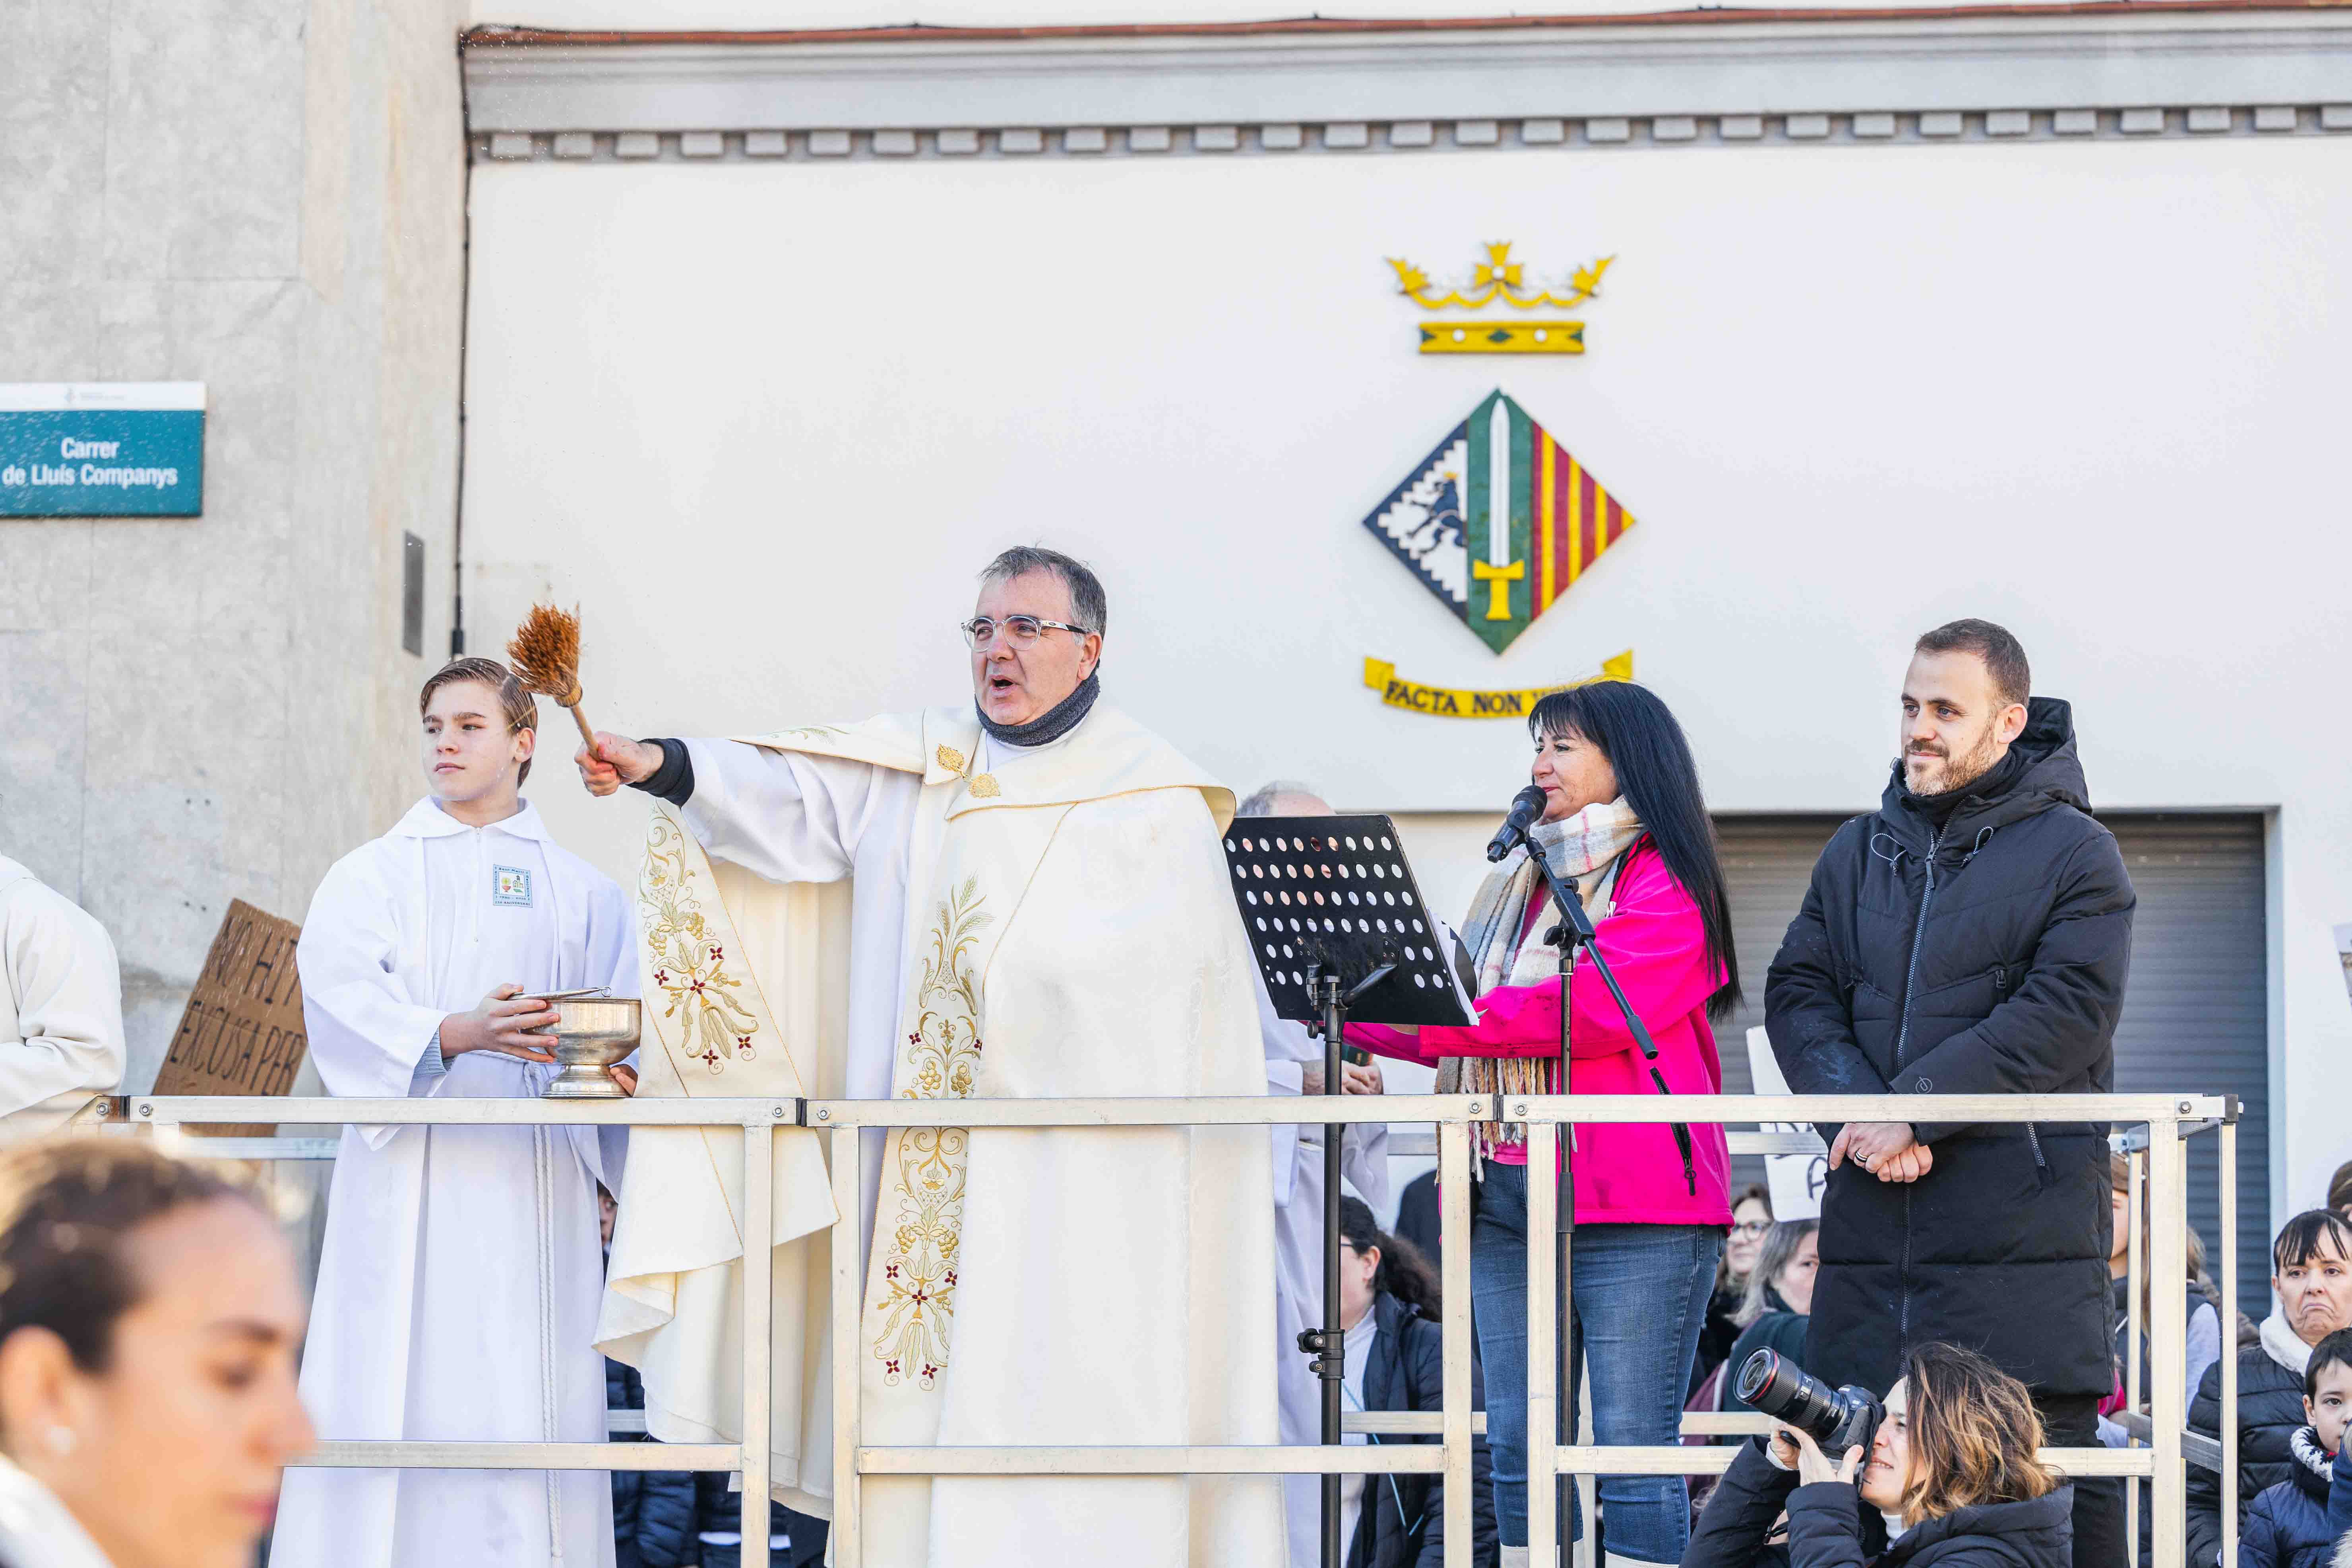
[1495,826,1684,1556]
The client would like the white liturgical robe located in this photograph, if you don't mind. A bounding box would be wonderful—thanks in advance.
[0,855,124,1137]
[272,799,636,1568]
[597,703,1284,1568]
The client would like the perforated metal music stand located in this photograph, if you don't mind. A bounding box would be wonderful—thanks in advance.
[1222,816,1472,1568]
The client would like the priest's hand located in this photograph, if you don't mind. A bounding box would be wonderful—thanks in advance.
[611,1065,639,1097]
[1301,1061,1385,1095]
[440,983,558,1063]
[577,733,663,797]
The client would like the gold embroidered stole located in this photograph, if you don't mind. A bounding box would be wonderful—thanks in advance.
[860,764,1067,1423]
[632,805,839,1242]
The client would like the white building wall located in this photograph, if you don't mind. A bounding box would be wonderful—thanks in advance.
[456,111,2352,1215]
[0,0,471,1087]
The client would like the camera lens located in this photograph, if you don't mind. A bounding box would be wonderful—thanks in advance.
[1736,1349,1847,1447]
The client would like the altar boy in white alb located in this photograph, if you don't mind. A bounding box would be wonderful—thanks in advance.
[578,547,1283,1568]
[272,658,638,1568]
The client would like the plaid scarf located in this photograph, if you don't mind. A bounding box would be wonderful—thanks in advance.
[1436,798,1644,1164]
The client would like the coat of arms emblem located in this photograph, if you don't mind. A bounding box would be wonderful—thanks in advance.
[1362,390,1636,653]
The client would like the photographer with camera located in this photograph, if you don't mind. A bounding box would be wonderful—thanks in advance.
[1686,1343,2071,1568]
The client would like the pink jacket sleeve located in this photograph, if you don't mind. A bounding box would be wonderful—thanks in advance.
[1343,1021,1439,1065]
[1414,847,1721,1061]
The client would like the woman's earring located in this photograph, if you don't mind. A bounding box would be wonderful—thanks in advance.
[44,1426,75,1456]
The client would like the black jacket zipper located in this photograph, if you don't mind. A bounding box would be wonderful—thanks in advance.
[1891,827,1941,1362]
[1893,827,1943,1070]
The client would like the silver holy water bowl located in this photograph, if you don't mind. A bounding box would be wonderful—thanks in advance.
[527,990,641,1099]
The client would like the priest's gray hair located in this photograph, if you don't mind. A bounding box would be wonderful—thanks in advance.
[1239,781,1325,818]
[980,546,1108,638]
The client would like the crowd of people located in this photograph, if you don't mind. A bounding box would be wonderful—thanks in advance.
[3,543,2351,1568]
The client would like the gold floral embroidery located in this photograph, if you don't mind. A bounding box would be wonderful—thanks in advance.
[934,744,1001,801]
[872,876,991,1388]
[639,814,760,1074]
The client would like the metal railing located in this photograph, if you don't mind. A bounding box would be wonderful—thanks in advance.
[117,1089,2237,1568]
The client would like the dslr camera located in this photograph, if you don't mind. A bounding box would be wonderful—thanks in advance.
[1735,1348,1883,1457]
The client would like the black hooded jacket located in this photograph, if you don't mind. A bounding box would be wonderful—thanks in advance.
[1764,698,2136,1397]
[1686,1440,2075,1568]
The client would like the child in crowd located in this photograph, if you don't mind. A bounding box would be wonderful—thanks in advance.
[2239,1327,2351,1568]
[271,657,639,1568]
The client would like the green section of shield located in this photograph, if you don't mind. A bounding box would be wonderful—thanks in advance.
[1465,390,1535,654]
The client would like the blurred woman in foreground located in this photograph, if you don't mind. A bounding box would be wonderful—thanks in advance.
[0,1139,313,1567]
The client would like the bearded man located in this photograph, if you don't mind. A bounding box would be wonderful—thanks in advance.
[1765,617,2136,1568]
[575,546,1281,1568]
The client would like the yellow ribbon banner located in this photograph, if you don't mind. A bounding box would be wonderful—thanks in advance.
[1364,650,1635,718]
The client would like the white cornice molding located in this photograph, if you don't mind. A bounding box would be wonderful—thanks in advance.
[461,10,2352,161]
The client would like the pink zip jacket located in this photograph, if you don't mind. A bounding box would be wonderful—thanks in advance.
[1350,839,1733,1227]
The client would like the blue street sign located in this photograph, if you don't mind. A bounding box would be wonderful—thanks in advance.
[0,384,205,517]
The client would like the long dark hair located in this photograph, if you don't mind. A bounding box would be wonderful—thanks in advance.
[1527,680,1741,1020]
[1338,1196,1442,1321]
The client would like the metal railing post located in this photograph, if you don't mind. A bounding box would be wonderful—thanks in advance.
[1439,1119,1474,1568]
[2148,1114,2188,1568]
[741,1113,777,1568]
[830,1120,863,1568]
[2219,1116,2238,1568]
[2128,1145,2144,1558]
[1526,1120,1560,1568]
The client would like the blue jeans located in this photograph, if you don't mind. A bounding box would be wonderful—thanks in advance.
[1470,1161,1720,1560]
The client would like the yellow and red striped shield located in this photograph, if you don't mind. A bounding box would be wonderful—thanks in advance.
[1362,389,1635,653]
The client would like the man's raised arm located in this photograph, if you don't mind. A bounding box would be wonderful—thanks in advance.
[577,732,899,886]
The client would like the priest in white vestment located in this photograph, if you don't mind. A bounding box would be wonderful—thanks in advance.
[579,547,1283,1567]
[273,659,637,1568]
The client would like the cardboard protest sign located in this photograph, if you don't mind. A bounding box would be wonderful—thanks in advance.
[153,900,308,1134]
[1745,1025,1826,1220]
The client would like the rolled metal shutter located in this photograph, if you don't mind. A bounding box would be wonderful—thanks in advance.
[1711,812,2268,1306]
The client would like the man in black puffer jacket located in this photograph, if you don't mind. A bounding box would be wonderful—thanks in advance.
[1767,620,2134,1568]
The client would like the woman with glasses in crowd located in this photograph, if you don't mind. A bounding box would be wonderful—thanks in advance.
[1349,680,1740,1568]
[1695,1186,1777,1395]
[0,1139,313,1568]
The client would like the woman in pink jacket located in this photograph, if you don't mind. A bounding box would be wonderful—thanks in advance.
[1352,680,1738,1568]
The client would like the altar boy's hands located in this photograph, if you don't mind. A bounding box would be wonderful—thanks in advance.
[439,983,558,1063]
[577,733,663,797]
[611,1065,638,1096]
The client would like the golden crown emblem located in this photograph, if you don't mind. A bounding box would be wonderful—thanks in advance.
[1386,242,1614,355]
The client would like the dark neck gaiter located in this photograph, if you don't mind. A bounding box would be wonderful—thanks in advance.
[975,669,1101,749]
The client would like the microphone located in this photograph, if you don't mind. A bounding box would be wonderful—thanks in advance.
[1485,784,1550,863]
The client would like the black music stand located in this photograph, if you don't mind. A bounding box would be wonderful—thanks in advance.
[1223,816,1472,1568]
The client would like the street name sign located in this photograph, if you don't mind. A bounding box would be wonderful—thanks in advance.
[0,382,204,517]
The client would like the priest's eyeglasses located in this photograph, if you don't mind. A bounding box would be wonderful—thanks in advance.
[960,615,1095,649]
